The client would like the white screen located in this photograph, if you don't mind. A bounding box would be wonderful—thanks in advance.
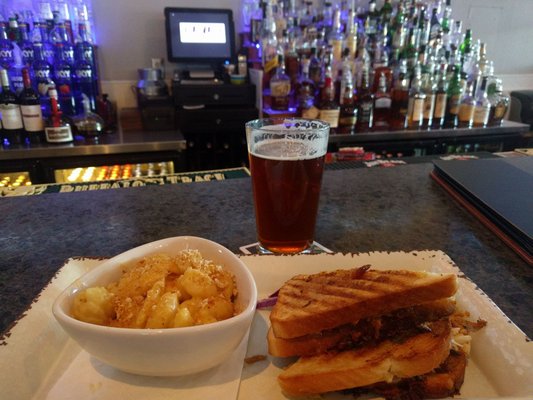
[179,22,227,44]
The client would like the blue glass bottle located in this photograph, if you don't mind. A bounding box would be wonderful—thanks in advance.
[0,21,15,70]
[74,21,96,73]
[73,22,97,112]
[38,22,56,66]
[32,41,55,114]
[54,42,76,116]
[50,19,74,66]
[18,22,35,68]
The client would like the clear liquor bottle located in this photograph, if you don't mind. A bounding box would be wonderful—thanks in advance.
[296,58,319,119]
[407,64,426,129]
[422,71,437,128]
[328,8,344,65]
[337,77,357,134]
[472,76,491,127]
[269,55,291,111]
[356,68,374,133]
[458,81,475,128]
[389,59,410,130]
[432,67,448,128]
[344,9,358,60]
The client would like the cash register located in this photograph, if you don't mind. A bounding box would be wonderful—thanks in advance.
[163,7,257,170]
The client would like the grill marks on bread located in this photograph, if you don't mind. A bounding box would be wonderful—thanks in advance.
[271,268,458,339]
[278,319,453,397]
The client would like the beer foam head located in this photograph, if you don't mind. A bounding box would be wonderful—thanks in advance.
[247,119,329,160]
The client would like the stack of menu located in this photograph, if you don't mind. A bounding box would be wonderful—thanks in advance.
[431,157,532,265]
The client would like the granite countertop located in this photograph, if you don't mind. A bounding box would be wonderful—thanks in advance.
[1,162,532,339]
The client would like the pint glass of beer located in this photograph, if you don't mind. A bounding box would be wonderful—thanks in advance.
[246,118,330,254]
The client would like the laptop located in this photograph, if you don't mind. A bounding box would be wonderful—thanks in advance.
[431,157,532,265]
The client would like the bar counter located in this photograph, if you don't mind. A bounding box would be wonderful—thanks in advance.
[1,160,532,340]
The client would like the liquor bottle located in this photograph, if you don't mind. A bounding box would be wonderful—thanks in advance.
[380,0,393,24]
[450,20,463,52]
[317,64,340,130]
[417,6,430,49]
[7,14,21,44]
[444,65,464,127]
[441,0,452,35]
[0,69,25,145]
[432,68,448,128]
[73,45,97,113]
[269,54,291,111]
[391,7,407,50]
[401,28,419,73]
[487,79,510,126]
[373,72,392,130]
[308,47,322,87]
[96,93,117,133]
[72,93,105,138]
[365,0,379,38]
[389,60,410,130]
[355,68,374,132]
[260,2,278,88]
[459,28,472,69]
[428,7,441,45]
[44,87,73,143]
[407,64,426,129]
[328,8,344,65]
[54,43,76,116]
[0,21,15,70]
[422,72,436,127]
[296,58,319,119]
[336,49,353,105]
[55,0,75,44]
[472,76,491,127]
[457,81,475,128]
[344,9,358,59]
[283,30,299,88]
[32,41,55,108]
[36,21,56,67]
[50,18,75,67]
[337,75,357,134]
[19,68,45,143]
[18,22,35,68]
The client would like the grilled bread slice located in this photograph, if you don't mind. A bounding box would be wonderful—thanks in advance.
[277,319,452,397]
[268,298,456,357]
[370,350,467,399]
[270,267,458,339]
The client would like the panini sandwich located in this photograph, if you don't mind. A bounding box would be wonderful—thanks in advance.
[268,266,483,399]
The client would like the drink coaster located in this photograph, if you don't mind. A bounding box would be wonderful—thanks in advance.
[239,241,333,255]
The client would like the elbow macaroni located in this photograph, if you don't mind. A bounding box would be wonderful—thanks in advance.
[71,250,238,329]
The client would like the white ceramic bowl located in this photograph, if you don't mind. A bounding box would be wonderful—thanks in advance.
[53,236,257,376]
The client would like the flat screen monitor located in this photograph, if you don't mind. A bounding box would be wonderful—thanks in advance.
[164,7,235,68]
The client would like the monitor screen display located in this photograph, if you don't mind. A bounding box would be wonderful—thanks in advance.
[164,7,235,65]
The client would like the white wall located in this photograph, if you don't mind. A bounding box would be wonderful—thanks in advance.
[91,0,533,108]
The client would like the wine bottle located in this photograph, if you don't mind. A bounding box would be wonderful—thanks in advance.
[0,69,25,145]
[19,68,45,143]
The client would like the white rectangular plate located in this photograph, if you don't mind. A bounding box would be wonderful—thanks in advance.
[239,251,533,399]
[1,251,532,399]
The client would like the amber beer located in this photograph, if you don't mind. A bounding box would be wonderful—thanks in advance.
[247,119,329,253]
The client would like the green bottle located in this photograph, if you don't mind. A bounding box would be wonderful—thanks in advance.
[459,29,473,64]
[444,65,464,127]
